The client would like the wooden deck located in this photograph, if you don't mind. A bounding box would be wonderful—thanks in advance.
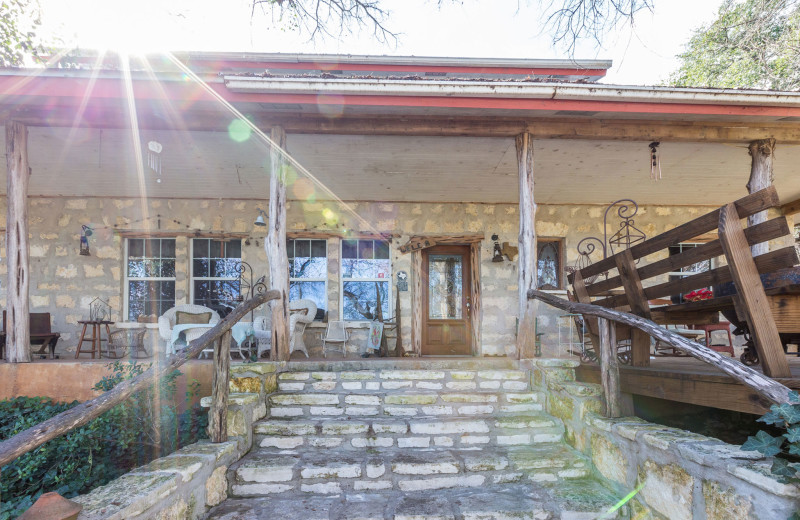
[575,355,800,415]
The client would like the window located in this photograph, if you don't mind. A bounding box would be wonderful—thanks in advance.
[126,238,176,321]
[668,242,712,304]
[192,239,242,313]
[341,238,391,320]
[288,239,327,316]
[537,239,563,290]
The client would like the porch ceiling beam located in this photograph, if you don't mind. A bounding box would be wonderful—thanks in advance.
[4,109,800,144]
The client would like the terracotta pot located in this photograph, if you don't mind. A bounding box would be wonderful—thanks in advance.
[19,492,82,520]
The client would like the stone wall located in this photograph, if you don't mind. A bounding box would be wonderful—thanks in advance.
[528,358,800,519]
[0,197,722,359]
[72,364,278,519]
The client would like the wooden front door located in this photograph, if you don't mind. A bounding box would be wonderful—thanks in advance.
[422,245,472,356]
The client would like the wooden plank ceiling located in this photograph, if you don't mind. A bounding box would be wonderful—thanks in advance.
[2,127,799,205]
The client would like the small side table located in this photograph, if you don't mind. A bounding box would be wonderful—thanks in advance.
[75,320,114,359]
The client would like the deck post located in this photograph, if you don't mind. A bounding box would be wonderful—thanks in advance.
[597,317,622,418]
[266,125,290,361]
[516,132,537,358]
[6,121,31,363]
[747,139,776,257]
[209,330,231,443]
[614,250,651,367]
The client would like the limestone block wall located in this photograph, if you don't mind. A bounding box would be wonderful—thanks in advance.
[527,359,800,519]
[0,197,722,358]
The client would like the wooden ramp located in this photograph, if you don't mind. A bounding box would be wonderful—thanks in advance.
[576,356,800,415]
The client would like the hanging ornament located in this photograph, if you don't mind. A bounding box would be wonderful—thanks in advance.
[147,140,163,177]
[649,141,661,181]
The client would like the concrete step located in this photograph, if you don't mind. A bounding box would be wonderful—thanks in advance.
[253,414,563,450]
[267,391,544,419]
[228,446,591,497]
[208,481,624,519]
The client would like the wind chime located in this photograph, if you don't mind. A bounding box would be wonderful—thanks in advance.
[147,140,163,182]
[649,141,661,181]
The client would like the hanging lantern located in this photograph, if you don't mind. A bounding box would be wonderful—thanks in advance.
[79,225,92,256]
[649,141,662,181]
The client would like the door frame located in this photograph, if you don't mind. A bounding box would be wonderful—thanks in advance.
[412,242,482,357]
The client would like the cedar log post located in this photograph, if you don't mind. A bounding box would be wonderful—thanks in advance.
[516,133,537,358]
[597,317,622,418]
[208,329,232,442]
[6,121,30,363]
[747,139,776,257]
[267,126,290,361]
[411,250,423,356]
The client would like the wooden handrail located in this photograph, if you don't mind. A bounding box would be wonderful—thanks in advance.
[528,289,793,406]
[0,290,279,468]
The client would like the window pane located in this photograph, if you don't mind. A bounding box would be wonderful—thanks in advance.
[342,281,389,321]
[374,240,390,259]
[428,254,463,319]
[128,239,143,258]
[290,281,327,313]
[128,280,174,321]
[225,240,241,258]
[128,260,145,278]
[292,257,326,279]
[209,240,223,259]
[161,239,176,258]
[144,239,159,258]
[194,258,210,278]
[295,239,310,258]
[342,239,357,259]
[193,239,209,259]
[359,240,374,260]
[537,242,560,290]
[160,259,176,278]
[311,240,327,258]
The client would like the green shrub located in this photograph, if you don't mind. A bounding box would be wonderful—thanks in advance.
[742,390,800,483]
[0,362,207,519]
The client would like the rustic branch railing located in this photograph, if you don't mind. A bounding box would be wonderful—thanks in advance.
[0,290,280,468]
[528,289,793,413]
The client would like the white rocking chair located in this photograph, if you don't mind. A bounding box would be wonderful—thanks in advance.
[322,321,349,358]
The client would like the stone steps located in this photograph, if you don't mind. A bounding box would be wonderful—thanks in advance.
[228,445,592,497]
[208,481,623,519]
[254,414,563,450]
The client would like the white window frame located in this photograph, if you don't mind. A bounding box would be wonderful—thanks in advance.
[288,238,328,316]
[123,237,177,321]
[667,241,715,279]
[189,238,243,308]
[339,238,393,323]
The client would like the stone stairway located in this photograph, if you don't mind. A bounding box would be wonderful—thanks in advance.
[207,360,625,519]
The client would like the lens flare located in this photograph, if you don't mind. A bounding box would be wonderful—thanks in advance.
[228,119,252,143]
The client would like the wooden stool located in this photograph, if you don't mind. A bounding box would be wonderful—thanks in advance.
[692,322,735,357]
[75,320,114,358]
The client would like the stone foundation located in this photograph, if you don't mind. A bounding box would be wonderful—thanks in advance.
[528,358,800,519]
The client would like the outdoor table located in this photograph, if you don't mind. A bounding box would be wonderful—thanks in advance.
[74,320,114,359]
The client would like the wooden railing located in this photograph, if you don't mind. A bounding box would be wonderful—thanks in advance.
[0,290,280,467]
[528,289,793,417]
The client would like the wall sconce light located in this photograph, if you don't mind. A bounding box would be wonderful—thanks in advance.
[254,208,267,227]
[491,234,504,263]
[80,225,93,256]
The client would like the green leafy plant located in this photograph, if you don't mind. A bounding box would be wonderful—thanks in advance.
[0,362,207,519]
[742,390,800,481]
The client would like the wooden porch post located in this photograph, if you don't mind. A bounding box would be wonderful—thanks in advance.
[747,138,776,257]
[6,121,30,363]
[266,126,290,361]
[516,133,537,358]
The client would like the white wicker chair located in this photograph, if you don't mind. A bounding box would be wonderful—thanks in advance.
[253,299,317,358]
[158,304,220,355]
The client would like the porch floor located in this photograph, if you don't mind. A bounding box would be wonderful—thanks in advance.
[575,355,800,415]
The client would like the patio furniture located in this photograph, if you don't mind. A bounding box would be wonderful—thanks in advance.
[158,304,220,355]
[653,325,705,356]
[692,322,735,357]
[252,299,316,358]
[322,321,349,358]
[201,322,255,360]
[1,311,61,359]
[75,320,114,359]
[106,328,149,358]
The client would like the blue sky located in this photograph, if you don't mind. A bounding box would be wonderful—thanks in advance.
[38,0,724,85]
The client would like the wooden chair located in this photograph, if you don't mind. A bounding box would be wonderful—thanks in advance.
[569,186,798,378]
[322,321,349,358]
[1,311,61,359]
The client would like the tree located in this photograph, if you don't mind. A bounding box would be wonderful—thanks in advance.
[0,0,42,66]
[670,0,800,90]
